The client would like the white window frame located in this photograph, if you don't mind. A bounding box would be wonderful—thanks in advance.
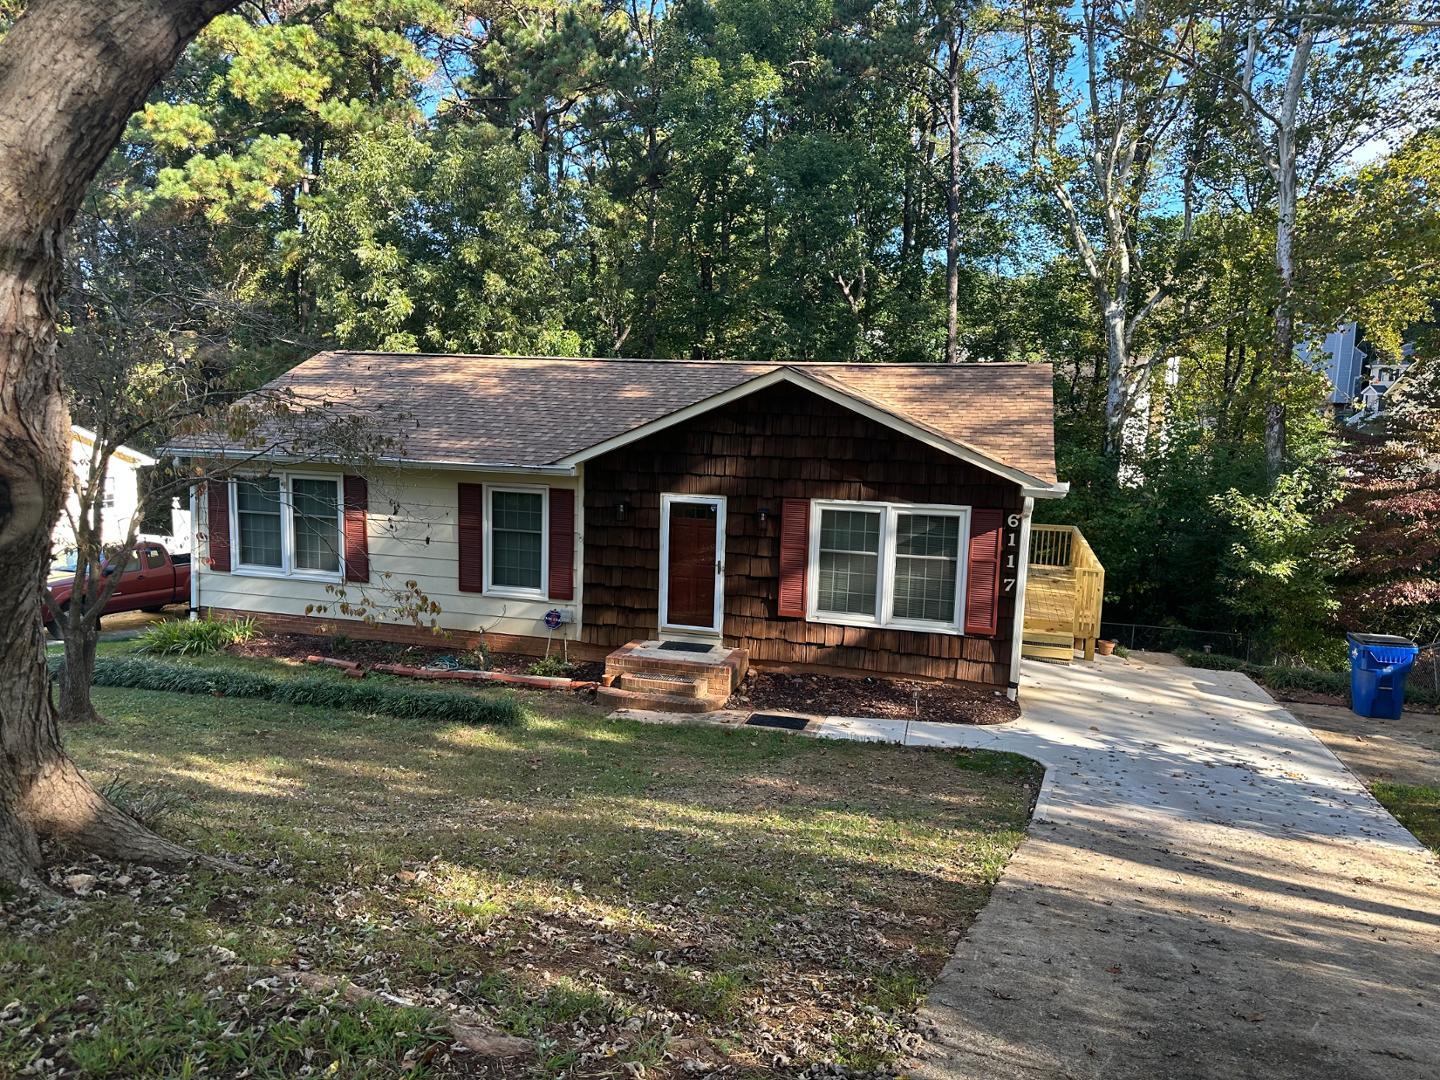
[805,500,971,636]
[228,472,345,583]
[483,484,549,600]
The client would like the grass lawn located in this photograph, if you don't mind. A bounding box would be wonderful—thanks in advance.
[1372,782,1440,855]
[1,672,1040,1079]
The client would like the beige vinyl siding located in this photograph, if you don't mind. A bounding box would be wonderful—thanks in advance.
[197,465,583,641]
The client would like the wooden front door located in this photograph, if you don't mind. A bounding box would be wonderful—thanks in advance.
[661,495,725,632]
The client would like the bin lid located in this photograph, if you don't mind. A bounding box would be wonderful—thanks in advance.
[1348,632,1417,648]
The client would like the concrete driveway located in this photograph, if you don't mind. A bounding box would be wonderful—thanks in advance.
[819,655,1440,1079]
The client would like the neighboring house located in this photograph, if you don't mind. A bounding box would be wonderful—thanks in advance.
[166,353,1068,695]
[53,425,156,553]
[1302,321,1419,423]
[1300,323,1370,410]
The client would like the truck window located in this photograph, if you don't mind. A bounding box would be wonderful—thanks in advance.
[124,552,142,573]
[144,549,166,570]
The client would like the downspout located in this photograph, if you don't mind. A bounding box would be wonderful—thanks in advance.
[188,483,200,621]
[1006,497,1035,702]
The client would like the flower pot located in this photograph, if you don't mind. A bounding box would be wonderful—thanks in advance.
[1096,639,1117,656]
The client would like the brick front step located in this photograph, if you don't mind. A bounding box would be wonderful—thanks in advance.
[619,672,705,698]
[596,685,723,714]
[602,640,749,700]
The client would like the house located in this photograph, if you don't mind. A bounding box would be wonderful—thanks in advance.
[53,425,156,554]
[167,352,1068,699]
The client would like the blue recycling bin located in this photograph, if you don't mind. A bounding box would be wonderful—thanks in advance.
[1347,633,1419,720]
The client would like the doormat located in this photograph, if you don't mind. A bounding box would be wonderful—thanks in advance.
[745,713,810,731]
[658,641,715,654]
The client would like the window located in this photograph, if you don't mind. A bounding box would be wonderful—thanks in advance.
[143,548,166,571]
[486,487,546,596]
[101,475,115,509]
[816,509,881,616]
[291,478,340,574]
[808,501,968,632]
[892,513,961,623]
[236,478,283,568]
[231,473,343,579]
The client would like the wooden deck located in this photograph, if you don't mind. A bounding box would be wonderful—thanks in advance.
[1023,526,1104,663]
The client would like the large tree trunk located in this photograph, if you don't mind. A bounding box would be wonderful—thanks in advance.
[1101,301,1130,456]
[0,0,238,892]
[944,29,964,365]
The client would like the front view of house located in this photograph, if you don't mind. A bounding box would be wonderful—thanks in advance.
[171,353,1067,699]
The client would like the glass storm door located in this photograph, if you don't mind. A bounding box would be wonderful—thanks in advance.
[660,495,726,633]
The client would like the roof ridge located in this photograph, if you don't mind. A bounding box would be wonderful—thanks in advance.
[310,351,1045,369]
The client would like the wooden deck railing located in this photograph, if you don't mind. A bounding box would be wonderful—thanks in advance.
[1026,524,1105,660]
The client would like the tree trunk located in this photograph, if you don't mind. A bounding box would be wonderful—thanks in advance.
[944,29,964,365]
[58,627,103,726]
[1267,177,1298,478]
[0,0,239,893]
[1102,300,1130,457]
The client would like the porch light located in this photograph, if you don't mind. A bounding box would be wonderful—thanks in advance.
[616,500,631,522]
[757,506,773,526]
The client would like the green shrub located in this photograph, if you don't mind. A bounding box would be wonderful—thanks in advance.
[136,616,258,656]
[525,655,574,678]
[1174,648,1440,709]
[67,656,523,726]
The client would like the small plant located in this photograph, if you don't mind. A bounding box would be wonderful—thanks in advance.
[468,638,494,671]
[525,654,574,679]
[98,774,191,829]
[330,633,353,655]
[136,616,258,656]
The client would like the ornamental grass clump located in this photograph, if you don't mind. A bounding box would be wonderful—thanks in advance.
[135,616,258,656]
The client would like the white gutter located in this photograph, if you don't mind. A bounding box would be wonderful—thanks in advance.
[1006,497,1035,702]
[159,447,578,478]
[188,483,200,621]
[1023,481,1069,500]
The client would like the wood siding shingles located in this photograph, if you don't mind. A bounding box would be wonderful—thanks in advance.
[582,383,1023,685]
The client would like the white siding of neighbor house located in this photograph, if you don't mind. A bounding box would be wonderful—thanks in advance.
[195,464,584,642]
[54,435,147,553]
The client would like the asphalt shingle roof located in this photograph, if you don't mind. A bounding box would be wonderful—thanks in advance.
[186,352,1058,484]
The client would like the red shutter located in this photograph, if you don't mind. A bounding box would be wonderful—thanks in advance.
[548,487,575,600]
[343,475,369,583]
[457,483,484,593]
[777,498,810,618]
[965,509,1004,636]
[206,481,231,572]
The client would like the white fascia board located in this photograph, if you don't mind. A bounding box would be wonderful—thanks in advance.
[156,447,578,477]
[73,424,158,467]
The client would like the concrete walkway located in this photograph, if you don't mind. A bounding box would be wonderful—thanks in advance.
[817,655,1440,1079]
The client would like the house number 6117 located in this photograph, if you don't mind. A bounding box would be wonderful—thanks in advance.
[1002,513,1023,593]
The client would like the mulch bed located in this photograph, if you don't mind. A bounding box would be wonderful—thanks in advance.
[727,670,1020,725]
[229,632,605,683]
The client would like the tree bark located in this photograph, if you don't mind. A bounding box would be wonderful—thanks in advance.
[944,25,964,365]
[0,0,238,892]
[57,627,102,726]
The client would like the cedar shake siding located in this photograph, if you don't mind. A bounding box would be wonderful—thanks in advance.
[582,383,1023,686]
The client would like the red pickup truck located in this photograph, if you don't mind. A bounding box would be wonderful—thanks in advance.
[46,541,191,635]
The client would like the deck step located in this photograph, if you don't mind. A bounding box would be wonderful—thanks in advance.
[1023,630,1076,663]
[619,672,705,698]
[597,685,722,713]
